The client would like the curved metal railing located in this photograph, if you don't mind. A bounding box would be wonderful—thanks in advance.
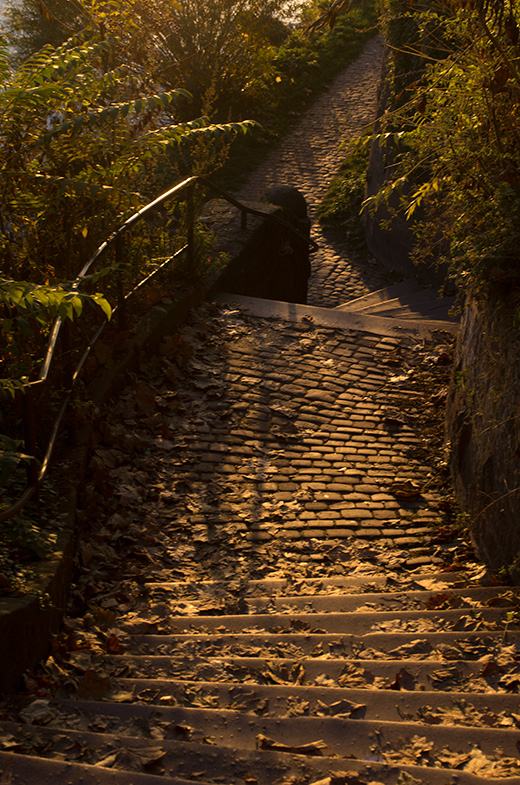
[1,175,317,523]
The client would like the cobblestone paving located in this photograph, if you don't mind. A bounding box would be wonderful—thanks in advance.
[100,300,452,579]
[234,35,394,308]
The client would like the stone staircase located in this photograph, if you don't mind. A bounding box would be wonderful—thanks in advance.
[2,570,520,784]
[334,280,458,324]
[1,292,519,785]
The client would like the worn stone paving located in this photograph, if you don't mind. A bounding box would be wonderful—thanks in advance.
[3,297,520,784]
[128,303,446,566]
[2,37,520,785]
[234,34,393,307]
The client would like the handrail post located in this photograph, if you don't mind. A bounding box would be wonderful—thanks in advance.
[61,319,74,390]
[186,184,195,269]
[22,386,40,519]
[115,233,127,331]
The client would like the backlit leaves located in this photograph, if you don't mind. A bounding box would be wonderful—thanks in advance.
[0,277,112,328]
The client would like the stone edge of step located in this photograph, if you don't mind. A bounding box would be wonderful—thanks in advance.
[215,293,460,337]
[2,742,520,785]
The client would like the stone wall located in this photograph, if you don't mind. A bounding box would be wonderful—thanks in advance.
[364,138,420,279]
[446,296,520,572]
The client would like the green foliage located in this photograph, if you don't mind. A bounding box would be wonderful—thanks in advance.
[368,0,520,296]
[0,28,257,333]
[2,0,89,62]
[0,507,58,589]
[157,0,294,118]
[0,278,111,328]
[0,31,257,283]
[3,0,297,121]
[0,435,33,487]
[317,139,372,255]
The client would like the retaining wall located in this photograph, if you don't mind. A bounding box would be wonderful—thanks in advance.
[445,296,520,573]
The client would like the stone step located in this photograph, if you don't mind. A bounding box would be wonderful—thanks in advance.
[143,585,517,614]
[101,654,519,693]
[215,292,459,337]
[125,606,515,636]
[61,680,520,723]
[334,281,457,323]
[16,701,520,764]
[129,628,517,660]
[335,280,426,309]
[0,753,210,785]
[143,569,493,596]
[359,303,451,321]
[3,732,520,785]
[339,294,456,321]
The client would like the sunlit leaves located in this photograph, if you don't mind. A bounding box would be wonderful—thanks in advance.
[42,90,192,143]
[405,178,441,220]
[369,0,520,291]
[0,278,112,329]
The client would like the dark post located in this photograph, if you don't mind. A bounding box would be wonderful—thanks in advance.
[186,184,195,269]
[115,233,127,331]
[61,318,74,390]
[22,385,41,518]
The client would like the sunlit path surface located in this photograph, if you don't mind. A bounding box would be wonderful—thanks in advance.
[235,35,392,308]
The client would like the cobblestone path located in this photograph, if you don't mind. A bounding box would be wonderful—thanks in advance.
[235,35,393,308]
[2,39,520,785]
[2,298,520,784]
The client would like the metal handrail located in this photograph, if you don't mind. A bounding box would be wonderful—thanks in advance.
[1,175,318,524]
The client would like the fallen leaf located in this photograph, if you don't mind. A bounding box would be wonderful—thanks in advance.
[387,479,422,498]
[106,634,125,654]
[19,699,59,725]
[116,745,166,772]
[316,699,366,718]
[309,773,377,785]
[76,669,113,699]
[134,380,157,413]
[256,734,327,755]
[95,752,118,768]
[389,668,416,691]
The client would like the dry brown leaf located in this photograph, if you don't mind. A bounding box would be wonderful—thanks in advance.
[256,734,327,756]
[76,669,113,699]
[19,700,59,725]
[387,479,422,498]
[316,699,366,718]
[389,668,416,691]
[134,380,157,413]
[309,773,378,785]
[118,744,166,772]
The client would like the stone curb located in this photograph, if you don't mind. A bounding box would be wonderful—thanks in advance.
[215,292,460,338]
